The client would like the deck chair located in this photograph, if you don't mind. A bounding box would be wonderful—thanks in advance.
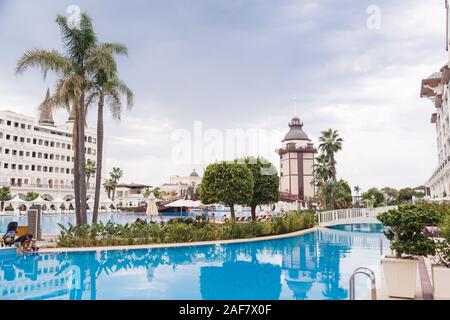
[2,222,18,247]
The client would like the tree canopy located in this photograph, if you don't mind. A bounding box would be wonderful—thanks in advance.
[241,157,280,220]
[200,161,253,220]
[362,188,386,208]
[0,186,12,211]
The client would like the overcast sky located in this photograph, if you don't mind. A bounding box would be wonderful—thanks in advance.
[0,0,446,192]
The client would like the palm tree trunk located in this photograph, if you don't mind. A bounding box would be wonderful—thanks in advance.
[93,96,104,224]
[78,92,88,225]
[331,154,337,182]
[73,106,81,226]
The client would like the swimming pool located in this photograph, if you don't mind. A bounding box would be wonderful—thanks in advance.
[0,224,388,300]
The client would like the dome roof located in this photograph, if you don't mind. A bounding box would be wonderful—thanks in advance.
[283,117,310,141]
[190,170,199,177]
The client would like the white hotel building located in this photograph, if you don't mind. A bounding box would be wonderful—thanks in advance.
[0,91,99,201]
[420,1,450,198]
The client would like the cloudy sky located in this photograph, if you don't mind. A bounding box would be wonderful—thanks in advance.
[0,0,446,191]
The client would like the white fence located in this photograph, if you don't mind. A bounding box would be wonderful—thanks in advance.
[317,206,397,227]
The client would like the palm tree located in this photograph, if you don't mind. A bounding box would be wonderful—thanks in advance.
[354,186,361,196]
[318,129,343,181]
[0,186,12,211]
[110,167,123,201]
[353,186,361,206]
[16,13,97,225]
[85,159,96,187]
[313,154,333,183]
[103,179,116,200]
[86,43,133,224]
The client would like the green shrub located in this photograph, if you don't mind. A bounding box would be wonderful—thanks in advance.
[164,222,195,243]
[57,210,316,248]
[377,204,440,258]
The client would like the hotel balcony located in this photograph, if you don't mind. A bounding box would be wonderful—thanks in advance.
[0,182,96,192]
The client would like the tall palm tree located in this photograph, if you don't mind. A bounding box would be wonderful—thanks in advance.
[313,154,333,183]
[85,43,133,224]
[103,178,116,200]
[318,129,343,182]
[110,167,123,201]
[354,186,361,197]
[16,13,97,225]
[85,159,96,187]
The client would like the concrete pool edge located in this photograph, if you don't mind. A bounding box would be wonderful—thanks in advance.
[37,226,326,253]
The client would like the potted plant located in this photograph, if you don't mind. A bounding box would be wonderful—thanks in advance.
[378,205,439,299]
[432,214,450,299]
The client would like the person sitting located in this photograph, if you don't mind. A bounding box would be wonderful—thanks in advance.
[14,234,38,252]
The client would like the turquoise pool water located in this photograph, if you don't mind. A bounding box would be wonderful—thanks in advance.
[0,224,388,300]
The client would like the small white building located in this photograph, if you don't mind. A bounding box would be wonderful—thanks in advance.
[159,170,202,199]
[114,183,151,208]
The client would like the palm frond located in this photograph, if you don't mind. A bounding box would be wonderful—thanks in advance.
[16,49,72,77]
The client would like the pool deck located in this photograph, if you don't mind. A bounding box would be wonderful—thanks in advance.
[372,256,436,300]
[37,226,326,253]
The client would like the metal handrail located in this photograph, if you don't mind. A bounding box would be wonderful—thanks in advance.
[349,267,377,300]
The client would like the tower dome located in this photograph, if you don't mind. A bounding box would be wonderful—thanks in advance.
[283,117,310,142]
[190,169,199,177]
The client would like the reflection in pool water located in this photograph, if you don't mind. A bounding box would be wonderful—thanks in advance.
[329,223,387,233]
[0,225,388,300]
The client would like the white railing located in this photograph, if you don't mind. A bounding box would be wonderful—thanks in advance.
[317,206,397,227]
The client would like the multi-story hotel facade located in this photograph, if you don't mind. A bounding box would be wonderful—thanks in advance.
[420,1,450,199]
[0,94,99,201]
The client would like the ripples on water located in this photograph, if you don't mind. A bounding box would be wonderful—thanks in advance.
[0,224,388,300]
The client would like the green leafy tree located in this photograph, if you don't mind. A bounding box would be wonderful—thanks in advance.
[200,161,253,220]
[362,188,385,208]
[318,129,343,181]
[0,186,12,211]
[381,187,399,205]
[242,157,280,221]
[378,205,440,258]
[144,187,162,199]
[398,188,423,203]
[317,180,352,210]
[25,192,39,201]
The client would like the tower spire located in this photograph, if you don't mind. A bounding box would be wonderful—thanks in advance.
[38,88,55,126]
[293,97,299,117]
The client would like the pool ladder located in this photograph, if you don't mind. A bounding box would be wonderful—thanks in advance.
[349,267,377,300]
